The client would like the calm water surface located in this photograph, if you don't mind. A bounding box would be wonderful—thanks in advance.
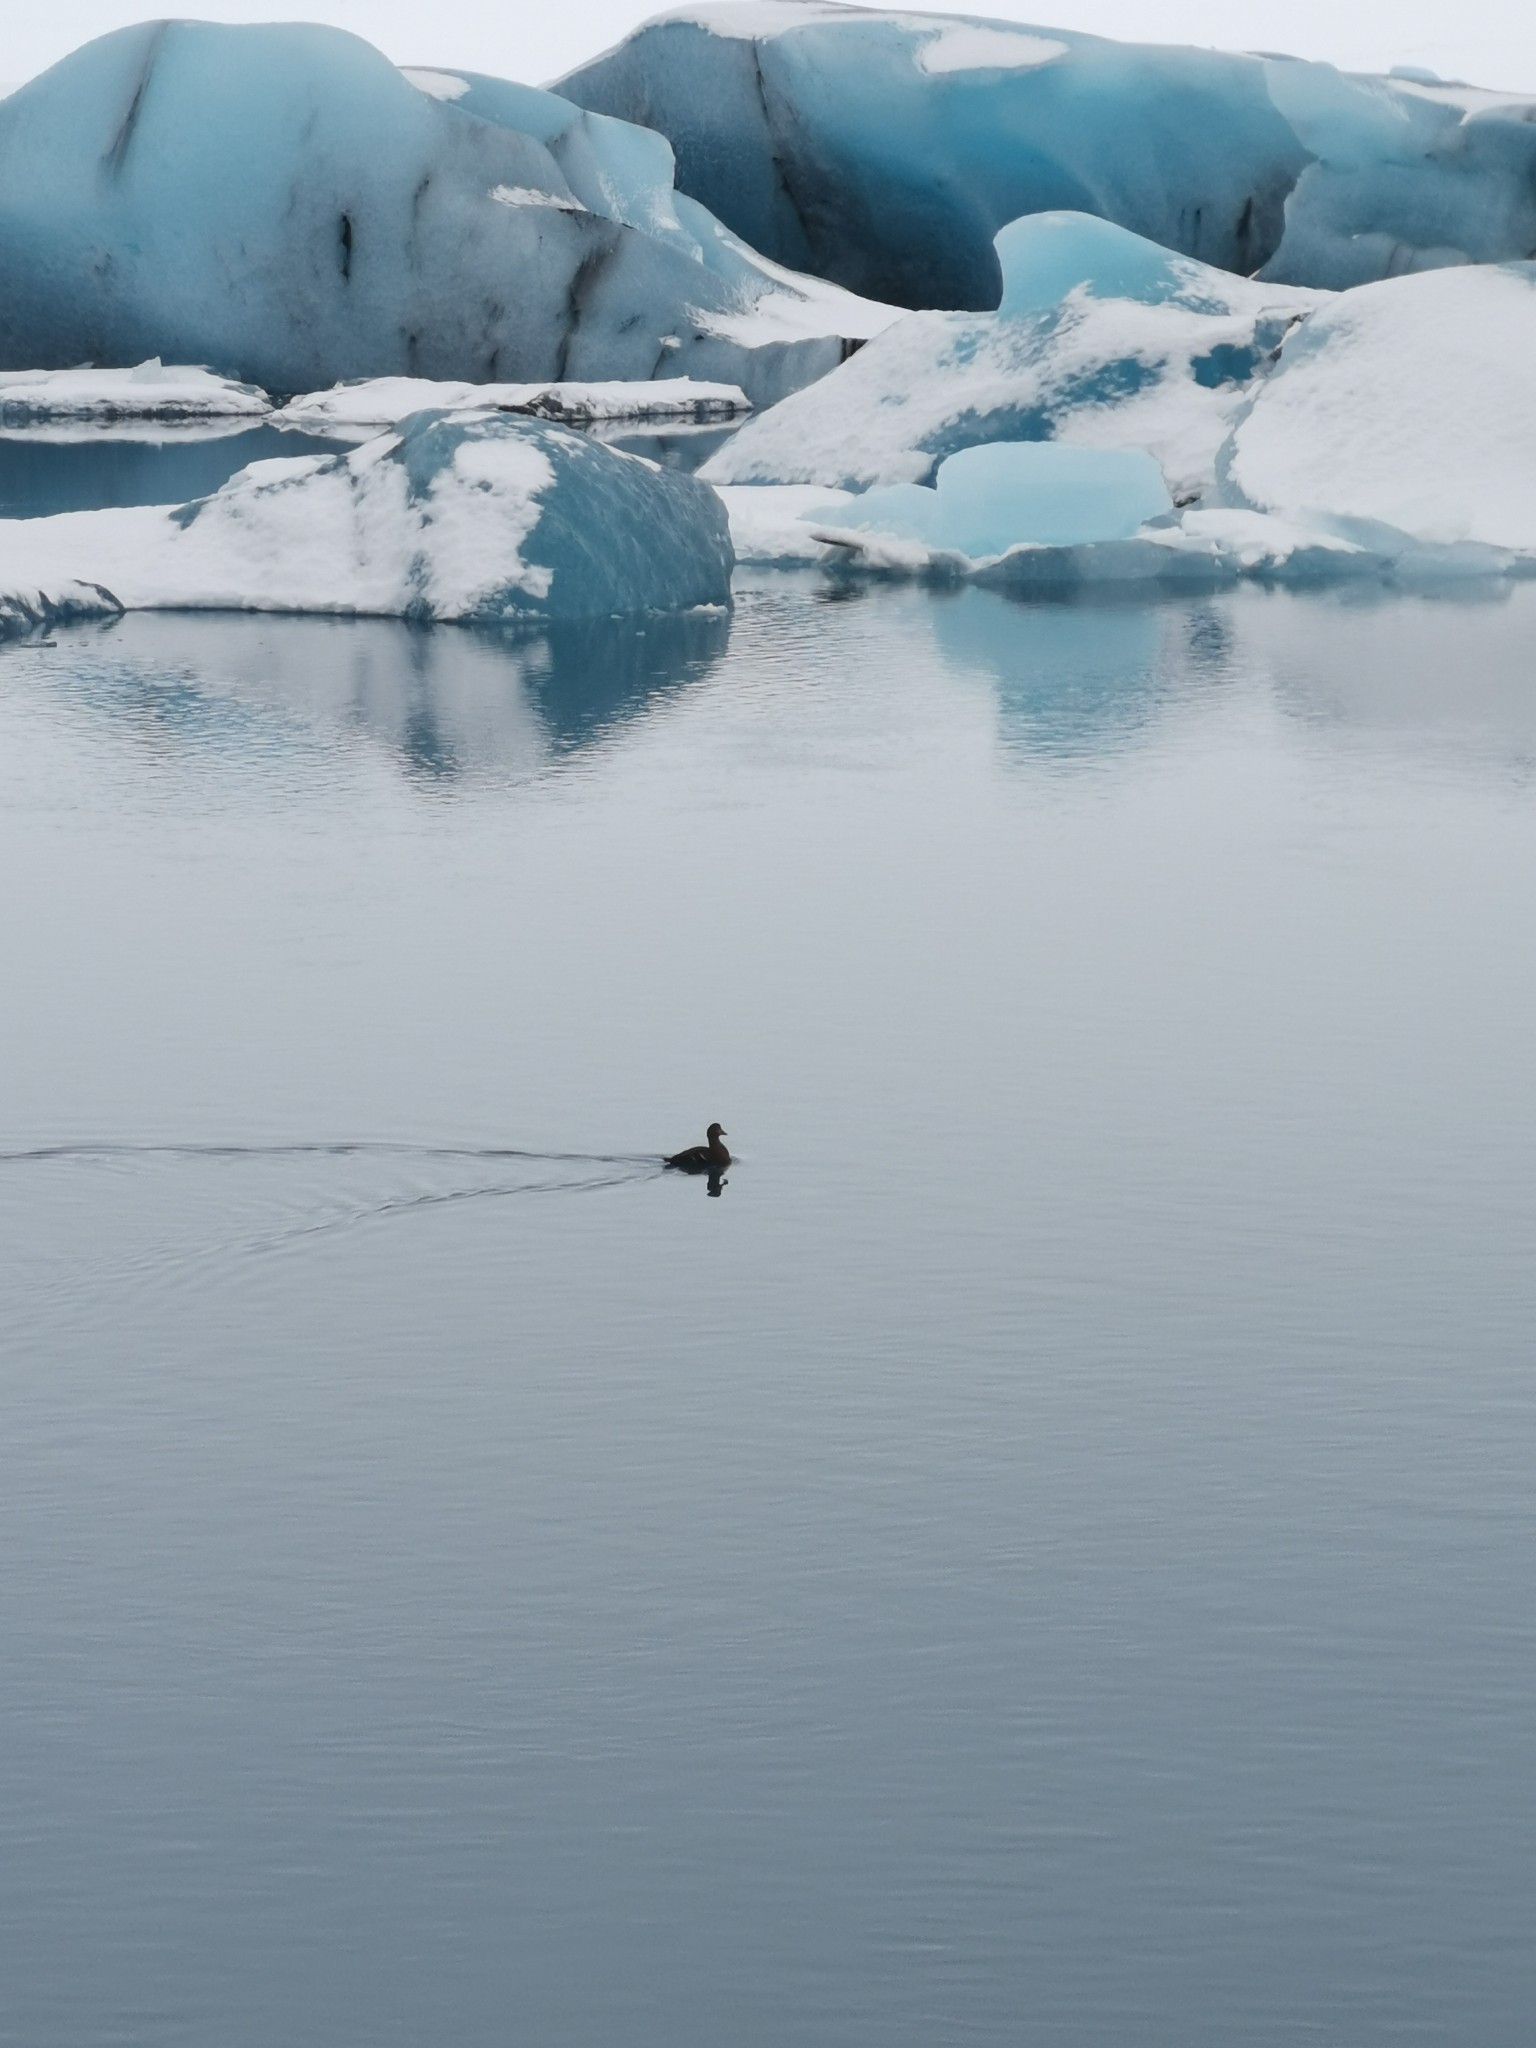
[2,576,1535,2045]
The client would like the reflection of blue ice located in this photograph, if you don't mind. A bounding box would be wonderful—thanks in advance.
[929,586,1169,760]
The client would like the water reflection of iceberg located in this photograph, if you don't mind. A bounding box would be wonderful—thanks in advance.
[930,586,1172,762]
[42,608,731,786]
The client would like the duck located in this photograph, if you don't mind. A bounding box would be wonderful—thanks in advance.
[665,1123,730,1172]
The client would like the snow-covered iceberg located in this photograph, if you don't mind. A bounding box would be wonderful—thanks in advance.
[0,580,123,639]
[0,361,271,423]
[558,4,1536,306]
[725,486,1522,591]
[702,213,1320,497]
[0,410,735,624]
[275,376,750,431]
[719,253,1536,588]
[1220,263,1536,553]
[0,20,889,406]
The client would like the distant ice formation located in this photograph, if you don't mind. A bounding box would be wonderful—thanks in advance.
[0,362,270,423]
[0,411,735,625]
[275,376,751,431]
[558,4,1536,308]
[0,20,892,403]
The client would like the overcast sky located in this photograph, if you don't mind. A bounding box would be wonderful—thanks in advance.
[9,0,1536,95]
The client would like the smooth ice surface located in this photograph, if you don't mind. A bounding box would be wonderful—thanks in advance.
[1262,62,1536,289]
[0,362,270,422]
[560,4,1536,308]
[399,64,899,351]
[5,584,1536,2047]
[702,213,1319,496]
[0,22,883,406]
[276,377,751,431]
[0,411,734,623]
[1222,264,1536,552]
[811,442,1173,558]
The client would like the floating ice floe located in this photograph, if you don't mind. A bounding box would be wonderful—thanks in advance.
[0,581,125,639]
[276,376,751,431]
[0,362,271,423]
[559,2,1536,307]
[0,21,892,407]
[0,411,734,628]
[702,212,1321,499]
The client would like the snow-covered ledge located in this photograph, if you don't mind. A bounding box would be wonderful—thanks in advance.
[0,361,271,423]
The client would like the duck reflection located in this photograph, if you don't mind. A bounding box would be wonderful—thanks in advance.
[36,605,731,788]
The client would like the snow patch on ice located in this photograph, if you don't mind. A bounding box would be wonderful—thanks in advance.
[916,26,1066,74]
[489,183,587,211]
[715,483,855,562]
[401,67,470,98]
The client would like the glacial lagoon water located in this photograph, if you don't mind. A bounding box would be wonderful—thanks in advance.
[3,568,1536,2046]
[0,420,730,523]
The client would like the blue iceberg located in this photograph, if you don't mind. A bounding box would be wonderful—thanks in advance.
[810,442,1173,558]
[0,20,887,405]
[558,4,1536,307]
[0,411,736,623]
[702,212,1319,497]
[399,64,894,329]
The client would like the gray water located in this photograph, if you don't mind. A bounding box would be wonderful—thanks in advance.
[3,576,1535,2045]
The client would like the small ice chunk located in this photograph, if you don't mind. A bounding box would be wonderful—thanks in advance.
[818,442,1174,559]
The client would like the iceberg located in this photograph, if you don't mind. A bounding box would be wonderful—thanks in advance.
[1219,263,1536,553]
[275,376,751,431]
[0,21,889,407]
[701,212,1320,497]
[558,4,1536,306]
[1259,63,1536,290]
[0,580,123,640]
[721,481,1522,589]
[0,362,271,424]
[0,410,734,623]
[807,443,1173,561]
[399,65,900,347]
